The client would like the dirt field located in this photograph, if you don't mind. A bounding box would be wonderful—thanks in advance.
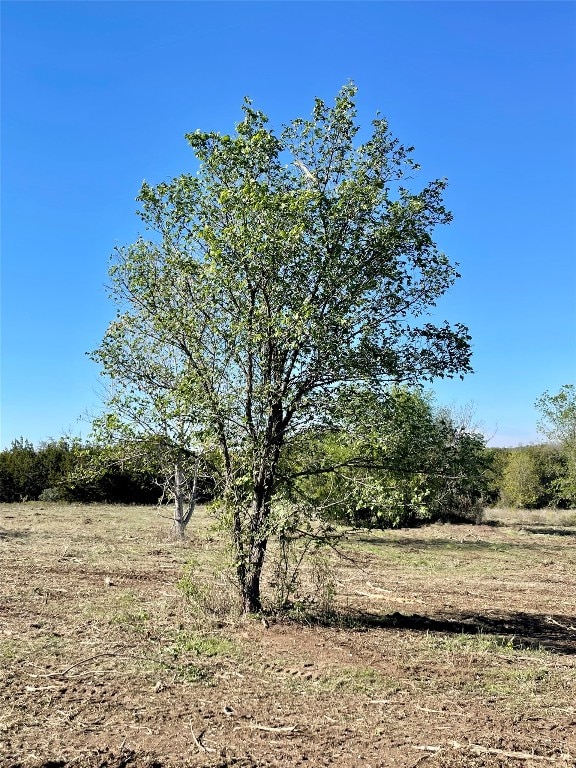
[1,502,575,768]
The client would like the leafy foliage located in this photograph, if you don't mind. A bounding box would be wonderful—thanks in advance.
[491,444,571,509]
[536,385,576,505]
[283,388,487,528]
[500,449,544,509]
[0,439,160,504]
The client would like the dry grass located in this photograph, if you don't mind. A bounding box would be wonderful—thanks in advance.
[0,501,575,767]
[484,505,576,528]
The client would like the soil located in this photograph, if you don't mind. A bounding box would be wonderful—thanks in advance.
[1,503,575,768]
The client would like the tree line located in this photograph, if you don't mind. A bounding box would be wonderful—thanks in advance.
[486,444,574,510]
[2,386,574,513]
[484,385,576,510]
[0,438,159,504]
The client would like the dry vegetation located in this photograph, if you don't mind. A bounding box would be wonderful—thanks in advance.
[1,502,575,767]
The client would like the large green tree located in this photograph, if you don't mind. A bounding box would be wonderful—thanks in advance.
[285,388,487,528]
[93,85,472,612]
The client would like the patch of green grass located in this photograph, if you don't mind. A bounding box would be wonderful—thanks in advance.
[347,541,433,566]
[168,630,236,658]
[478,665,576,705]
[0,632,67,664]
[0,639,20,660]
[484,666,551,697]
[153,629,236,686]
[424,631,549,657]
[318,666,388,694]
[153,654,215,685]
[110,607,150,632]
[420,631,576,705]
[151,629,238,687]
[107,590,151,633]
[173,662,213,684]
[177,559,240,618]
[486,507,576,528]
[344,535,530,579]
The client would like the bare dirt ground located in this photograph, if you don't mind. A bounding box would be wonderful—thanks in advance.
[1,503,575,768]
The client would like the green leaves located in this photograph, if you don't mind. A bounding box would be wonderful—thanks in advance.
[93,85,474,606]
[283,387,487,528]
[535,385,576,505]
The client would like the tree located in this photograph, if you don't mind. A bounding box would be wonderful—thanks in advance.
[483,447,510,506]
[500,448,544,508]
[93,84,472,612]
[90,340,212,538]
[486,444,569,510]
[536,385,576,505]
[285,388,487,528]
[0,453,17,502]
[0,438,44,501]
[536,385,576,446]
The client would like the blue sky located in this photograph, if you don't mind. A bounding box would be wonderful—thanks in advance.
[1,1,575,449]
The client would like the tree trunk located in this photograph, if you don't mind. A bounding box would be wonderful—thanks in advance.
[240,538,268,613]
[236,466,275,613]
[172,463,186,540]
[234,412,285,613]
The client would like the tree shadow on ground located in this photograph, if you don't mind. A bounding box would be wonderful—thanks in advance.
[0,529,30,540]
[341,609,576,654]
[352,535,570,551]
[523,526,576,537]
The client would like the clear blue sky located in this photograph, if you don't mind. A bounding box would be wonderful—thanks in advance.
[1,1,575,450]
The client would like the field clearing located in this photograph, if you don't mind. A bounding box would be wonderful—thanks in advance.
[1,503,575,767]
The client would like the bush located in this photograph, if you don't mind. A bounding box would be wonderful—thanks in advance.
[500,444,570,509]
[38,487,70,503]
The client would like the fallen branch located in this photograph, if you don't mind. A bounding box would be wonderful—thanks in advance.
[189,722,216,753]
[248,723,296,733]
[546,617,576,631]
[448,741,571,763]
[190,728,206,753]
[412,742,572,763]
[28,652,120,677]
[26,648,147,678]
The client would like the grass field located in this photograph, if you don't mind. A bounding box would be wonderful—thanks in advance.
[1,502,575,767]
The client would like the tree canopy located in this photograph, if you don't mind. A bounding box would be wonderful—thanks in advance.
[92,85,473,612]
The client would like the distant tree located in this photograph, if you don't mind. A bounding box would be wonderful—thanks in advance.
[500,449,542,508]
[536,385,576,446]
[472,443,569,510]
[483,447,510,506]
[0,438,74,502]
[0,437,163,506]
[0,438,44,501]
[62,441,163,505]
[90,339,212,537]
[92,85,472,612]
[536,385,576,505]
[35,439,78,501]
[0,454,17,502]
[498,444,568,509]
